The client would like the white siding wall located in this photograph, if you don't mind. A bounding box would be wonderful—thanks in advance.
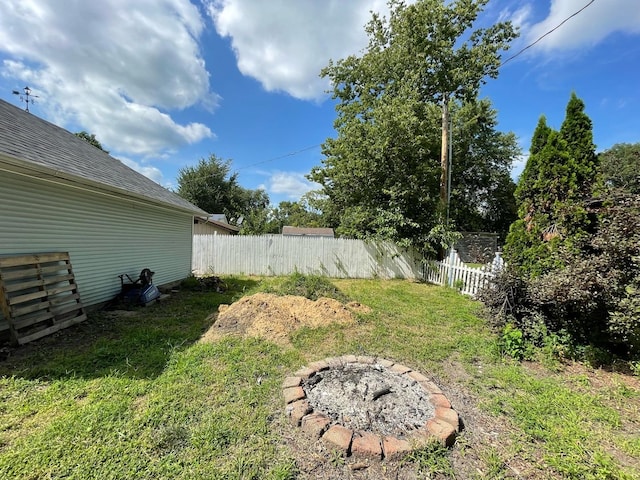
[0,170,194,313]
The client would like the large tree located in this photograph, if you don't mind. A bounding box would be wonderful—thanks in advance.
[311,0,518,252]
[447,99,519,238]
[176,154,270,228]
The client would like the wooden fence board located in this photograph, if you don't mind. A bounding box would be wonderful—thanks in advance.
[0,252,86,345]
[192,234,423,279]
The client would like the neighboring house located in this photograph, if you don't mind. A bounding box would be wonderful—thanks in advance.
[282,226,335,237]
[194,215,240,235]
[0,99,208,329]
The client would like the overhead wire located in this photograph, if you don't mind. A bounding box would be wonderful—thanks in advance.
[236,143,321,171]
[176,0,597,188]
[500,0,596,68]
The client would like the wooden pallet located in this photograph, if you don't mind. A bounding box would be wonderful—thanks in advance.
[0,252,87,345]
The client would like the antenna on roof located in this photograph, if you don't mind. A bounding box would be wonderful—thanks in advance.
[12,86,39,113]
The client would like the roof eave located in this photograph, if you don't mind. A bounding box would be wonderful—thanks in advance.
[0,153,208,216]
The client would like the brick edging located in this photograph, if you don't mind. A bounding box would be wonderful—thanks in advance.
[283,356,459,460]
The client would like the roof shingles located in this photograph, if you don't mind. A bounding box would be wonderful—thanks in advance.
[0,99,207,215]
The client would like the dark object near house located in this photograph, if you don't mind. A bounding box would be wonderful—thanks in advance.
[118,268,160,305]
[196,275,227,293]
[454,232,498,263]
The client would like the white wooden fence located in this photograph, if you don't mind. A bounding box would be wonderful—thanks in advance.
[192,234,423,279]
[423,248,504,297]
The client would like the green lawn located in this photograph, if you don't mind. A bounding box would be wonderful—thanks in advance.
[0,277,638,479]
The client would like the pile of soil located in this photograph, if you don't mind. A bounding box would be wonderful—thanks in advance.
[200,293,369,346]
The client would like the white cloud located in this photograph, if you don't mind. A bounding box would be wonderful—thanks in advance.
[0,0,215,156]
[267,172,319,199]
[498,3,532,31]
[511,153,529,182]
[525,0,640,52]
[207,0,393,101]
[118,156,165,185]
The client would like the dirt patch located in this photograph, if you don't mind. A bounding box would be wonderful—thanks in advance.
[200,293,368,346]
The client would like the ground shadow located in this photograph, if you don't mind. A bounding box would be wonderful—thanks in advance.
[0,277,260,381]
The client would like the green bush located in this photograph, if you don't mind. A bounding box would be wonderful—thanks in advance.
[481,190,640,359]
[499,324,527,360]
[261,272,349,302]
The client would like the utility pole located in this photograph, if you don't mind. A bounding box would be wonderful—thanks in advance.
[12,86,38,113]
[439,95,450,209]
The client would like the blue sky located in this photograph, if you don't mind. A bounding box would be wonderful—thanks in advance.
[1,0,639,207]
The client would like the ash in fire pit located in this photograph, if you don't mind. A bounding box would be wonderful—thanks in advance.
[303,362,434,437]
[283,356,460,460]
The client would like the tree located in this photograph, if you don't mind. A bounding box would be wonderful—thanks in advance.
[270,200,325,232]
[310,94,519,250]
[320,0,517,208]
[235,188,272,235]
[176,154,270,229]
[484,95,639,357]
[599,143,640,194]
[504,93,599,276]
[559,92,599,199]
[313,0,518,252]
[446,99,519,238]
[75,131,108,153]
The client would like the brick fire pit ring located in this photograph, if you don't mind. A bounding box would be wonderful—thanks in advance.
[283,355,459,460]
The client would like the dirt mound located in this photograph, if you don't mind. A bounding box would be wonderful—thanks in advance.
[200,293,368,346]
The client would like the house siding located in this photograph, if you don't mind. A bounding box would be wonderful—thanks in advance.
[0,169,193,316]
[193,221,233,235]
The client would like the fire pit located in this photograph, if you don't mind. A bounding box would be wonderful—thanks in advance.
[283,355,459,460]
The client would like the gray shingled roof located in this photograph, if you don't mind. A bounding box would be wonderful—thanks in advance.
[0,99,207,215]
[282,226,334,237]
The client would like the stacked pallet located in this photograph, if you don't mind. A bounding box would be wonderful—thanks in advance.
[0,252,86,345]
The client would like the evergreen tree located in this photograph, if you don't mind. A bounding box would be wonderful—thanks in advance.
[559,92,599,199]
[504,94,598,276]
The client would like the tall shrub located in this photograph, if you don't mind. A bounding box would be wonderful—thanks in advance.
[504,94,598,277]
[484,94,640,357]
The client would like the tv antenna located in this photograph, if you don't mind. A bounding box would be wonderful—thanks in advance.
[12,86,39,112]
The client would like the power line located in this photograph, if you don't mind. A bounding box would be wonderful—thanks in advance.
[178,2,597,195]
[236,144,321,171]
[175,143,322,191]
[500,0,596,68]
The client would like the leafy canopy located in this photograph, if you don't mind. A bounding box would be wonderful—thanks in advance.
[312,1,519,252]
[176,154,270,230]
[75,131,108,153]
[599,142,640,194]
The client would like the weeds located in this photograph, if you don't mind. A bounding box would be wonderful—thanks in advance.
[404,441,454,477]
[259,271,349,302]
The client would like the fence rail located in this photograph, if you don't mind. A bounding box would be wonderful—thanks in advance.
[423,248,504,297]
[192,234,423,279]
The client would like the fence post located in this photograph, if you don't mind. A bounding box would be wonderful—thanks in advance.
[447,248,456,287]
[491,251,504,274]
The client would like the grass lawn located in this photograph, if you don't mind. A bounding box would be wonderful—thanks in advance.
[0,277,638,479]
